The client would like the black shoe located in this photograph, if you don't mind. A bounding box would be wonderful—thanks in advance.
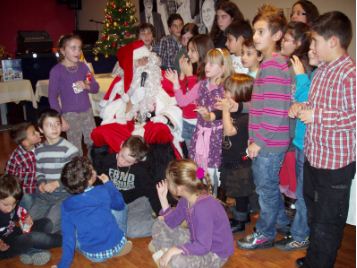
[230,219,246,233]
[295,257,305,268]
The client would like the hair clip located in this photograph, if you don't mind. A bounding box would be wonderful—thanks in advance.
[196,167,205,180]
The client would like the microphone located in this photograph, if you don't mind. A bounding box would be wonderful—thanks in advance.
[89,19,104,24]
[140,72,148,87]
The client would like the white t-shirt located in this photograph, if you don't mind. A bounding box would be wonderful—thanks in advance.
[231,55,249,74]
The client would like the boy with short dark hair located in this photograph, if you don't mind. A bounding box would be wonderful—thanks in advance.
[57,157,131,267]
[153,13,184,69]
[0,174,61,265]
[29,109,79,234]
[225,20,253,74]
[95,136,162,238]
[5,123,41,210]
[237,4,291,250]
[290,11,355,268]
[137,22,156,50]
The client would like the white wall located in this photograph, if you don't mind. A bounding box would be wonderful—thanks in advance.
[77,0,355,59]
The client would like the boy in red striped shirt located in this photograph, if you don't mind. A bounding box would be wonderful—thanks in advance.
[290,11,355,268]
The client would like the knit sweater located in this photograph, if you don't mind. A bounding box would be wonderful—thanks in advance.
[248,53,291,153]
[35,138,79,192]
[48,62,99,114]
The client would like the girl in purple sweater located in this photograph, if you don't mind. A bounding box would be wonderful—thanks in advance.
[48,34,99,156]
[150,159,234,268]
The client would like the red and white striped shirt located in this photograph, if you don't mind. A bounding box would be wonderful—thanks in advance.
[305,55,356,169]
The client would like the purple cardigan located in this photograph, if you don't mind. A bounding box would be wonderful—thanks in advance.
[48,62,99,114]
[160,195,234,259]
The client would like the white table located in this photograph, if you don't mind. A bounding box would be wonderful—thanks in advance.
[35,73,113,117]
[0,79,37,125]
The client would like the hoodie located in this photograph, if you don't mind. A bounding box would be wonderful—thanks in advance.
[58,181,125,268]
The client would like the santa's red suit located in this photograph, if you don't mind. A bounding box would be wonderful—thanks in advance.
[91,40,183,157]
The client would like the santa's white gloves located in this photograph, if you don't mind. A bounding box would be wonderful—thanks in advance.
[150,115,168,124]
[130,86,145,105]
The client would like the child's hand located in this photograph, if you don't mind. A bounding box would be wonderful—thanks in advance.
[156,180,168,200]
[164,69,179,87]
[24,215,33,227]
[61,116,69,132]
[97,174,109,183]
[43,181,59,193]
[290,55,305,75]
[51,265,58,268]
[298,109,313,124]
[179,56,193,76]
[288,103,304,118]
[38,182,46,193]
[0,239,9,252]
[219,98,231,112]
[247,142,261,159]
[194,106,211,121]
[159,247,183,268]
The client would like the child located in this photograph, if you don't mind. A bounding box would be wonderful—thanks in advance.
[217,73,256,233]
[29,109,79,234]
[274,21,312,252]
[153,13,184,70]
[241,39,263,78]
[5,123,41,210]
[276,49,318,253]
[94,136,162,238]
[210,1,244,48]
[237,4,291,250]
[166,48,233,196]
[48,34,99,156]
[225,20,252,74]
[137,22,156,50]
[175,34,214,149]
[56,157,131,267]
[174,23,199,73]
[290,0,320,26]
[151,159,234,268]
[291,12,355,268]
[0,174,61,265]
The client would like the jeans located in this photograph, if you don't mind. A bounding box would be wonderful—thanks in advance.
[19,193,35,211]
[182,120,196,150]
[111,204,128,235]
[253,151,290,240]
[290,148,309,242]
[0,218,61,259]
[303,161,355,268]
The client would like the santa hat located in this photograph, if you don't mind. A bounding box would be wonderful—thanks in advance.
[116,40,150,92]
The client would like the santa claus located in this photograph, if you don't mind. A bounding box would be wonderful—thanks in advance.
[91,40,183,157]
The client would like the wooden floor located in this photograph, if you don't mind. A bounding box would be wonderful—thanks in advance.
[0,129,355,267]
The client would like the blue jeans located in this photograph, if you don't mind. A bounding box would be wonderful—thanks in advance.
[253,151,290,240]
[290,148,309,241]
[111,205,128,235]
[20,193,35,211]
[182,120,196,149]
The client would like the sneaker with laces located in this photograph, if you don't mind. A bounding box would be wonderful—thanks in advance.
[237,232,274,250]
[275,236,309,251]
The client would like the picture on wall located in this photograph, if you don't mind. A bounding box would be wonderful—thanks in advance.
[139,0,217,40]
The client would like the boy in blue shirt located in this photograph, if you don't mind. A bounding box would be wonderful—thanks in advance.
[56,157,131,267]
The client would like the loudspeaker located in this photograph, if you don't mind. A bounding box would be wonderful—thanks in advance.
[17,31,53,54]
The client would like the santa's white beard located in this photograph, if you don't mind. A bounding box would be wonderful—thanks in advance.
[127,53,163,121]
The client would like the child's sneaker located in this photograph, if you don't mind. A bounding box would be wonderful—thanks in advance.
[275,236,309,251]
[152,248,168,267]
[237,232,274,250]
[20,250,51,266]
[117,240,133,257]
[148,240,157,253]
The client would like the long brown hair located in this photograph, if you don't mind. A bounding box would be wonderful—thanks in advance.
[187,34,214,79]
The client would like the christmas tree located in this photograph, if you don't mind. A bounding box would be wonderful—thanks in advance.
[93,0,137,59]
